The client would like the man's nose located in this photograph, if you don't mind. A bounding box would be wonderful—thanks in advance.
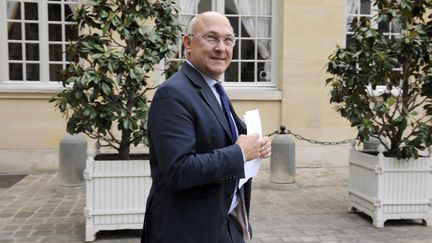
[214,39,226,49]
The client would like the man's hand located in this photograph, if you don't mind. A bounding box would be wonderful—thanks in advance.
[236,134,272,161]
[258,136,271,158]
[236,134,260,161]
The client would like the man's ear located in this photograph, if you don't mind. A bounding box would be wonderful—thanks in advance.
[183,35,192,53]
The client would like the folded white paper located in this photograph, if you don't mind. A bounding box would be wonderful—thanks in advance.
[239,109,262,189]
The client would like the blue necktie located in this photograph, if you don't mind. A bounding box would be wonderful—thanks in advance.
[214,82,237,141]
[215,83,249,241]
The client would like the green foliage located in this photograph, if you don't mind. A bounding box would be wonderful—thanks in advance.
[326,0,432,159]
[50,0,182,159]
[163,59,183,78]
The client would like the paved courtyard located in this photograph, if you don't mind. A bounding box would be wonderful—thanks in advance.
[0,164,431,243]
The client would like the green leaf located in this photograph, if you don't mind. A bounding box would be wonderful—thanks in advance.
[101,82,111,95]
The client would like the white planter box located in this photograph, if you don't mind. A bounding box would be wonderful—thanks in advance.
[348,147,432,228]
[84,154,151,242]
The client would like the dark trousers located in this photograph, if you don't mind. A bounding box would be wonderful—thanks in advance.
[218,215,245,243]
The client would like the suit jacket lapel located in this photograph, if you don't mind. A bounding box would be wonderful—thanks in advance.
[181,62,235,143]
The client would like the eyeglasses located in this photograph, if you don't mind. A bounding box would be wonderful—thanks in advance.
[189,33,236,47]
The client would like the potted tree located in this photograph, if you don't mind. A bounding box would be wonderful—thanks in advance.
[50,0,181,241]
[326,0,432,227]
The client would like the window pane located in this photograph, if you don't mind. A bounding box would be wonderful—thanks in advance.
[8,23,22,40]
[232,42,239,60]
[347,16,357,32]
[241,39,254,60]
[257,62,271,81]
[49,44,62,61]
[25,23,39,40]
[9,63,23,80]
[48,4,61,21]
[260,0,272,15]
[257,40,271,60]
[241,62,254,82]
[7,1,21,20]
[257,18,271,38]
[225,62,238,82]
[235,0,257,15]
[26,43,39,61]
[24,2,38,20]
[378,21,389,33]
[65,24,78,41]
[8,43,22,60]
[391,19,402,33]
[65,5,76,21]
[49,24,62,41]
[346,34,353,46]
[347,0,359,14]
[66,46,78,62]
[198,0,211,12]
[360,0,371,14]
[50,64,63,81]
[227,16,240,37]
[241,18,255,37]
[26,64,40,81]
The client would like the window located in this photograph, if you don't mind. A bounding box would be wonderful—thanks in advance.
[173,0,278,87]
[345,0,402,93]
[345,0,401,46]
[0,0,79,84]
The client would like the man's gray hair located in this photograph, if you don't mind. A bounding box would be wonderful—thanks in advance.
[185,16,197,36]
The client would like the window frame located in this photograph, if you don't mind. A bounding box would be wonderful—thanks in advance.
[0,0,78,90]
[170,0,280,89]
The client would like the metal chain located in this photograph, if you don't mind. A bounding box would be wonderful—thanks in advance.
[266,125,354,145]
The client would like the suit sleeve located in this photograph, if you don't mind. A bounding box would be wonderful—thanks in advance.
[148,84,245,191]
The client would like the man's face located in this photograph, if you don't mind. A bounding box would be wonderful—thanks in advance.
[184,13,235,80]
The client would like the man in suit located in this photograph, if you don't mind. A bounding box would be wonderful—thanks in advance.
[141,11,271,243]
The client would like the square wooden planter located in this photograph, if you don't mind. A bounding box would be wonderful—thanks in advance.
[84,154,151,242]
[348,147,432,228]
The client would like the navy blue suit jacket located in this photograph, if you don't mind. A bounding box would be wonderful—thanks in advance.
[141,62,251,243]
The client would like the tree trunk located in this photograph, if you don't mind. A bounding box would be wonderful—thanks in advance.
[118,130,131,160]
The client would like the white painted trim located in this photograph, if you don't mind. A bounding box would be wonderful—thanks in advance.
[271,0,280,89]
[85,157,152,242]
[227,88,281,100]
[366,84,401,97]
[348,148,432,228]
[39,0,49,82]
[0,0,8,81]
[0,82,64,98]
